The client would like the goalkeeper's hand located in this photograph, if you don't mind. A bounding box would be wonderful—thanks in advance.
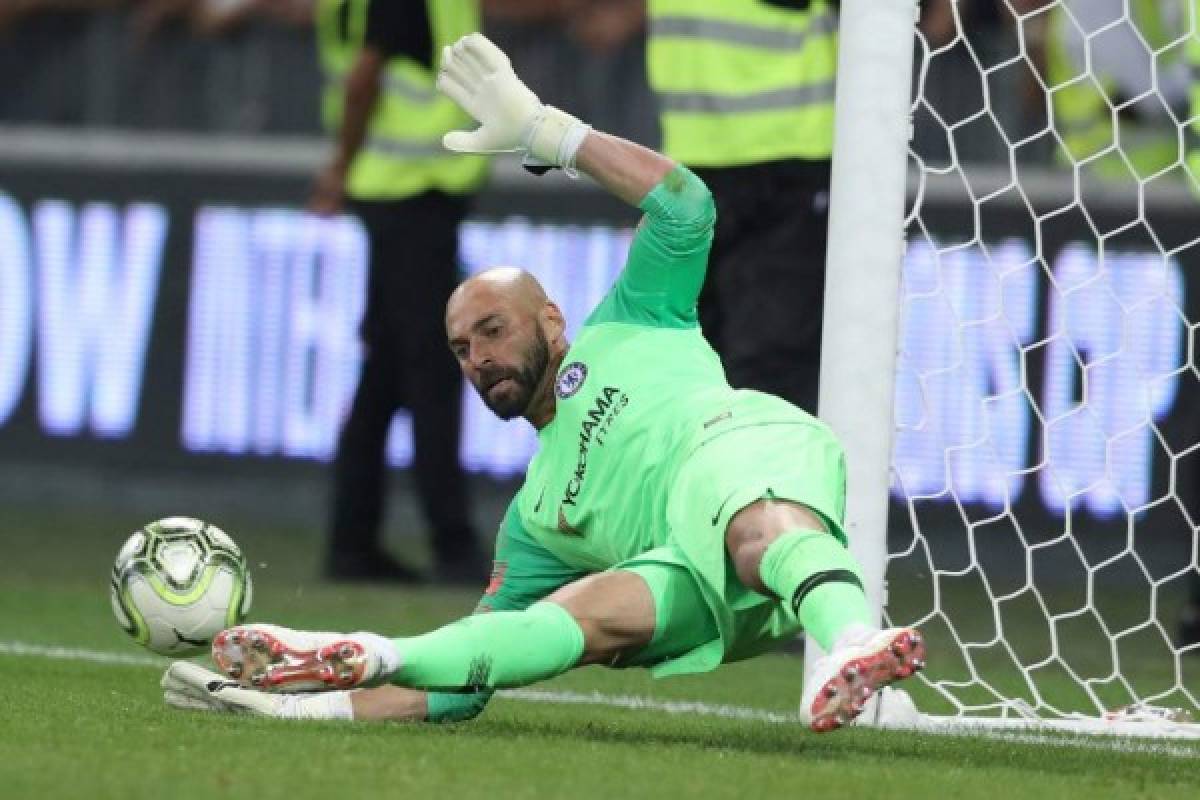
[437,32,590,173]
[162,661,358,720]
[161,661,279,716]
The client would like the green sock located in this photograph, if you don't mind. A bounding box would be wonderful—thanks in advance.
[757,529,872,651]
[390,602,585,692]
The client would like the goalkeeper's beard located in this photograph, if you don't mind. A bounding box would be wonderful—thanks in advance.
[475,325,551,420]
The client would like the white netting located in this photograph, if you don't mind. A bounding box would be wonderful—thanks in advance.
[888,0,1200,729]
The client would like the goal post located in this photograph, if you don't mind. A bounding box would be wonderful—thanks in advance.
[815,0,917,626]
[810,0,917,650]
[817,0,1200,739]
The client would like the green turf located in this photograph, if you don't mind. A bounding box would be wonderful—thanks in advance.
[2,504,1198,799]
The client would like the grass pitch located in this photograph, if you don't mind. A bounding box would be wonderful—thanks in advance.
[2,502,1198,799]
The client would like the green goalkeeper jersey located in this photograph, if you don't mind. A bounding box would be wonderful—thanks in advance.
[425,165,830,721]
[514,166,749,570]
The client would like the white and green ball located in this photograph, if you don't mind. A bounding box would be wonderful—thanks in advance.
[110,517,252,656]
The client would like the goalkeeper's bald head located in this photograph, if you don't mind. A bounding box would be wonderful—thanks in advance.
[445,268,568,427]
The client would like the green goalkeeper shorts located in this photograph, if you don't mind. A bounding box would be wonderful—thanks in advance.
[615,404,849,678]
[616,553,805,675]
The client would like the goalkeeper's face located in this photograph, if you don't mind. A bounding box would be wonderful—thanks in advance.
[472,323,551,419]
[446,269,565,422]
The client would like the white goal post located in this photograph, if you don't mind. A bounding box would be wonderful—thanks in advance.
[815,0,1200,739]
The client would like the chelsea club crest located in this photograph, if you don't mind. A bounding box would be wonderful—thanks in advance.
[555,362,588,399]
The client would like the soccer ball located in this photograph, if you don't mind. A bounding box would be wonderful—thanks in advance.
[110,517,253,656]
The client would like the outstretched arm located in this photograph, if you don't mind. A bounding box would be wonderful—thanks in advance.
[436,32,675,207]
[310,47,383,214]
[574,131,675,208]
[436,32,715,329]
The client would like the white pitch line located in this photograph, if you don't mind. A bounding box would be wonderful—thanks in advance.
[0,640,167,668]
[3,640,1198,757]
[0,639,793,723]
[502,688,795,724]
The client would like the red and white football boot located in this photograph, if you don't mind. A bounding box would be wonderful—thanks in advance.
[800,627,926,733]
[211,624,384,692]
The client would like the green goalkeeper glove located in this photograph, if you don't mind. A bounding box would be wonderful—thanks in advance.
[436,32,591,175]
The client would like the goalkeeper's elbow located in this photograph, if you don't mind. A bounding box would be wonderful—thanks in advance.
[643,165,716,239]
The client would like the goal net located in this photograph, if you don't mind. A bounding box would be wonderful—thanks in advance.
[860,0,1200,736]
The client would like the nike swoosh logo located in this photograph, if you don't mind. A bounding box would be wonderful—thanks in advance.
[206,680,242,692]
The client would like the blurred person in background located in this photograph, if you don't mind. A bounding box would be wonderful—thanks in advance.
[916,1,1050,166]
[1044,0,1193,183]
[645,0,836,414]
[570,0,837,415]
[312,0,490,584]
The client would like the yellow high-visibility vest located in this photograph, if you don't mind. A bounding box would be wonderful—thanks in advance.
[315,0,487,199]
[646,0,838,166]
[1047,0,1185,180]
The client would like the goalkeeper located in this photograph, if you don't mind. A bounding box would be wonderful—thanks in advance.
[164,33,925,733]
